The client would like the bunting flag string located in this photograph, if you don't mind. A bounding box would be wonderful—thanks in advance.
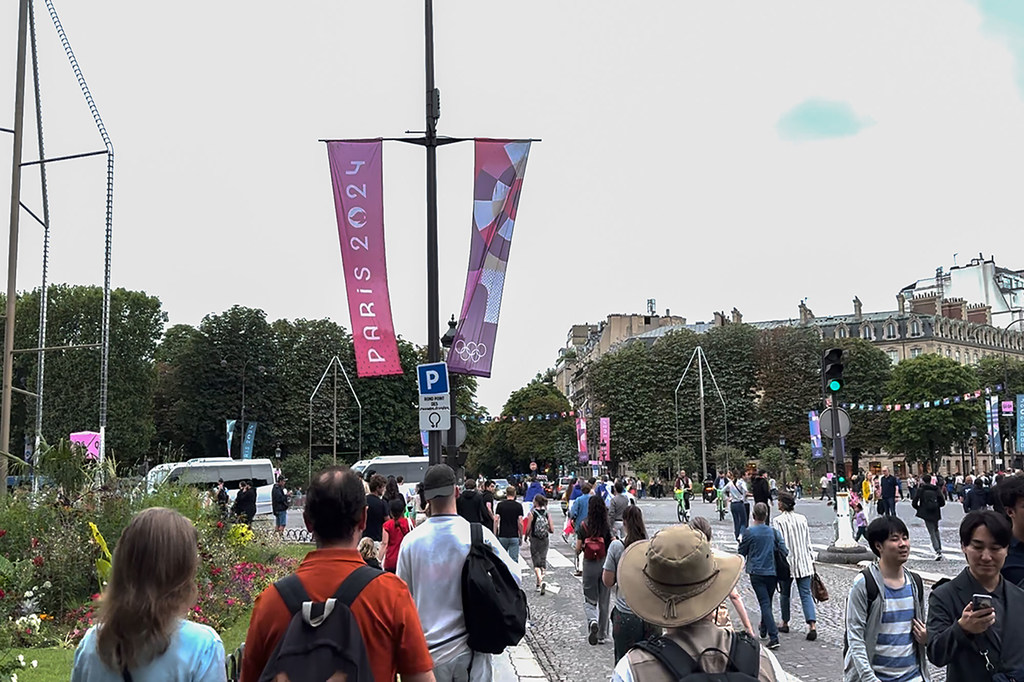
[457,410,582,424]
[840,384,1004,413]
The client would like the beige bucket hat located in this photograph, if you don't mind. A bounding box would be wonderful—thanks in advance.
[618,524,744,628]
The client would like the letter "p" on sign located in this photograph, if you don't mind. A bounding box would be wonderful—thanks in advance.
[417,362,450,396]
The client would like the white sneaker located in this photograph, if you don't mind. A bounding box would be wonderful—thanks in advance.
[935,553,943,561]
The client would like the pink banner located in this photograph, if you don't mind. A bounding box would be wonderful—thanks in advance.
[327,141,402,377]
[599,417,611,462]
[576,417,589,463]
[448,140,531,377]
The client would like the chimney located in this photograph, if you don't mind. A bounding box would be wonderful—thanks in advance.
[853,296,862,320]
[713,311,727,327]
[665,309,670,317]
[731,308,743,324]
[897,293,906,314]
[799,301,815,324]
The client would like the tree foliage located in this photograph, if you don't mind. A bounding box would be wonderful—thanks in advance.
[885,354,983,468]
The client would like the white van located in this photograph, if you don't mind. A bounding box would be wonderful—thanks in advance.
[145,457,276,516]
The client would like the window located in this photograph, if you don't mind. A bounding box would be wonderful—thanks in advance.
[911,321,920,336]
[911,347,922,358]
[862,326,872,340]
[946,348,951,358]
[956,350,961,363]
[837,327,848,338]
[888,350,899,364]
[886,323,896,338]
[973,351,979,364]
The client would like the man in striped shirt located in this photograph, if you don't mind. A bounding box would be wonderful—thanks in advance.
[844,516,929,682]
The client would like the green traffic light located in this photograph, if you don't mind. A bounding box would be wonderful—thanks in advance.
[828,379,841,391]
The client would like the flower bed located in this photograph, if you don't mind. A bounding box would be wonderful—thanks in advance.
[0,483,299,679]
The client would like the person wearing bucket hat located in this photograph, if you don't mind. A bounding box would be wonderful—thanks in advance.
[612,525,779,682]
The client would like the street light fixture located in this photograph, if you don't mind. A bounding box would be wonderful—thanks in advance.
[221,358,265,458]
[440,315,459,467]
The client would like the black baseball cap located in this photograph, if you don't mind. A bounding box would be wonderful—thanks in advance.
[423,464,456,500]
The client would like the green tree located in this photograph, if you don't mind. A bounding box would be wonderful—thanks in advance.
[8,285,165,468]
[703,324,762,456]
[757,445,787,481]
[756,327,821,451]
[886,354,983,471]
[711,444,746,477]
[473,380,573,476]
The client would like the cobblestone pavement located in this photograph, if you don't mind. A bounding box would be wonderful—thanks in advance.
[518,495,966,681]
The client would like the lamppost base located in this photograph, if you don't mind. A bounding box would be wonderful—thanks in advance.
[817,544,874,564]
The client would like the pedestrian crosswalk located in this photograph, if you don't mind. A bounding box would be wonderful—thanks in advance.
[518,546,576,571]
[713,539,965,562]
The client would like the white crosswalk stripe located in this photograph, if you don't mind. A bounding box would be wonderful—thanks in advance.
[712,540,965,562]
[519,546,576,572]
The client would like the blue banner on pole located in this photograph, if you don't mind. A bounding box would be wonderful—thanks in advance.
[1017,394,1024,454]
[226,419,237,458]
[242,422,257,460]
[808,411,823,459]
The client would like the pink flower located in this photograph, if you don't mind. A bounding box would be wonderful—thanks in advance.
[226,598,236,606]
[30,537,39,548]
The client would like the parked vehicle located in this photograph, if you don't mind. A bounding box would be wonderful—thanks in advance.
[146,457,276,516]
[351,455,429,500]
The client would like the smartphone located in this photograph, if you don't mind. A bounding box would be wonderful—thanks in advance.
[972,593,993,611]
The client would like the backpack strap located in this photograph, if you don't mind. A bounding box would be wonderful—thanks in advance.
[471,522,483,549]
[633,636,699,680]
[909,570,924,610]
[861,566,879,609]
[727,631,761,676]
[333,564,384,607]
[274,574,311,616]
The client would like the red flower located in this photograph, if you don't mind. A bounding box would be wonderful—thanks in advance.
[216,521,224,529]
[30,537,39,548]
[91,593,100,601]
[0,529,7,538]
[0,588,5,599]
[32,555,43,567]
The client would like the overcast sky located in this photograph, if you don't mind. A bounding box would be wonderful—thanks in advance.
[1,1,1023,414]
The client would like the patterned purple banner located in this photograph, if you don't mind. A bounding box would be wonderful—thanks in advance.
[448,140,532,377]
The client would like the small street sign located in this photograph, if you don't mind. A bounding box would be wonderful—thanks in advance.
[819,407,852,439]
[417,362,451,431]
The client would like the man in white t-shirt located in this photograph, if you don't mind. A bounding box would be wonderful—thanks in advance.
[397,464,521,682]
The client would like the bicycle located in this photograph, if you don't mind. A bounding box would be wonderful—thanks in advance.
[675,489,691,523]
[716,487,727,521]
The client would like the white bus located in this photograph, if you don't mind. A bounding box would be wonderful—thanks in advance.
[145,457,276,516]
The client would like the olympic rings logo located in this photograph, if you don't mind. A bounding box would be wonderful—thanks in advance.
[454,340,487,363]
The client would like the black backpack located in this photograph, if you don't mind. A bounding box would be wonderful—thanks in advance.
[461,523,528,654]
[633,631,760,682]
[842,566,923,657]
[258,565,383,682]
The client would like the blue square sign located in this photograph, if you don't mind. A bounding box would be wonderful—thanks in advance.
[417,362,449,396]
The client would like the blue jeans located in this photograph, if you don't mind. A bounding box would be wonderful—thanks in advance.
[749,574,778,640]
[499,536,520,563]
[883,497,896,516]
[779,575,816,624]
[730,501,747,540]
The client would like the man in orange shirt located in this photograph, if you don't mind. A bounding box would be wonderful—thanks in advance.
[241,466,434,682]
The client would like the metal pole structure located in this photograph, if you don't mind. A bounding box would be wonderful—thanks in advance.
[673,347,700,474]
[1,0,31,496]
[698,350,708,480]
[309,356,363,466]
[424,0,442,465]
[1003,317,1024,455]
[29,0,52,489]
[333,360,338,464]
[699,347,730,448]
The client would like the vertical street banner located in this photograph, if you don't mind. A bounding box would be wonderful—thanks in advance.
[1017,394,1024,453]
[242,422,257,460]
[808,411,823,459]
[576,417,589,464]
[419,431,429,457]
[326,141,403,377]
[226,419,237,458]
[448,140,532,377]
[987,396,1002,455]
[599,417,611,462]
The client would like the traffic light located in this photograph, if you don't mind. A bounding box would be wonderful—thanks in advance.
[837,471,847,491]
[823,348,844,392]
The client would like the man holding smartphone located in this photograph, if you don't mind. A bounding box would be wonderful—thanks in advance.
[845,516,929,682]
[927,510,1024,682]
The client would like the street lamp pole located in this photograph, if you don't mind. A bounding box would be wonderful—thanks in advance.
[1002,316,1023,456]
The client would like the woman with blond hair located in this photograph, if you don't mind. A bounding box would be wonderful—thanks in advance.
[72,507,226,681]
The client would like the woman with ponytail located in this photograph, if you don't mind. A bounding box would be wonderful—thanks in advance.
[72,507,226,681]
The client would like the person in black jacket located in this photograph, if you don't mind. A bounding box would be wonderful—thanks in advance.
[271,475,290,534]
[927,510,1024,682]
[964,476,990,513]
[751,470,772,523]
[232,479,257,526]
[913,474,945,561]
[456,478,485,524]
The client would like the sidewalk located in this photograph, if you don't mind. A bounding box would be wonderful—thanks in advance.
[494,643,549,682]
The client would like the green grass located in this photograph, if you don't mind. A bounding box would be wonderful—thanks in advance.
[10,543,314,679]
